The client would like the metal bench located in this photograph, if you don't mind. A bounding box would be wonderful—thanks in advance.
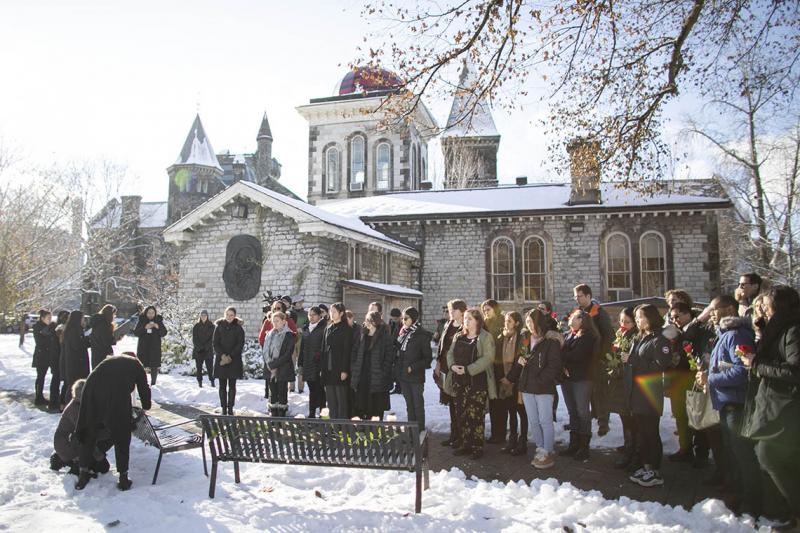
[132,408,207,484]
[200,415,430,512]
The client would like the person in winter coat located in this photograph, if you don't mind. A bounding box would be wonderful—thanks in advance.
[434,299,467,447]
[89,304,116,369]
[606,307,640,470]
[258,300,297,346]
[350,311,394,420]
[54,310,70,407]
[397,307,433,430]
[495,312,530,456]
[625,304,673,488]
[133,305,167,386]
[321,302,352,419]
[508,309,562,469]
[740,285,800,523]
[74,354,151,491]
[445,308,496,459]
[213,307,245,416]
[32,309,60,408]
[697,295,761,516]
[482,299,506,444]
[50,379,109,475]
[559,309,598,461]
[192,310,215,388]
[62,310,90,403]
[262,311,296,417]
[299,307,327,417]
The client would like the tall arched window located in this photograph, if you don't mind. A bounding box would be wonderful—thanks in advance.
[606,233,632,291]
[491,237,515,302]
[640,231,667,297]
[522,236,547,301]
[376,142,391,190]
[350,136,365,190]
[325,147,340,192]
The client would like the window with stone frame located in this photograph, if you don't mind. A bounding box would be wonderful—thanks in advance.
[605,232,632,290]
[376,142,391,190]
[347,244,359,278]
[326,147,340,192]
[640,231,667,297]
[522,236,547,302]
[350,136,365,190]
[381,252,391,283]
[491,237,515,302]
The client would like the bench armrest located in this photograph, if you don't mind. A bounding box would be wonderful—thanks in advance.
[152,419,200,431]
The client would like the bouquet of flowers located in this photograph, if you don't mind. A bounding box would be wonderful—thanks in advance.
[605,326,633,373]
[734,344,754,361]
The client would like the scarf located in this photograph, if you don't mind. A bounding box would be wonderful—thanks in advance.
[263,324,289,366]
[308,320,320,333]
[399,321,420,352]
[502,333,517,371]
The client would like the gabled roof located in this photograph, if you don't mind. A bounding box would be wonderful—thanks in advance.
[173,114,223,172]
[319,181,731,220]
[163,181,419,258]
[442,60,499,138]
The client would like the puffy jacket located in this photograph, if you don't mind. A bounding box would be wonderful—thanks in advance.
[192,320,215,360]
[299,318,327,381]
[213,317,245,380]
[708,316,754,410]
[350,324,395,393]
[508,331,563,395]
[624,329,673,416]
[561,330,596,382]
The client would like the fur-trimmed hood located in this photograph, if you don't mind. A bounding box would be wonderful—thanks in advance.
[718,316,752,332]
[216,317,243,327]
[544,329,564,347]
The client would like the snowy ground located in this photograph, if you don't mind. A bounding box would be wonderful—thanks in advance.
[0,334,759,532]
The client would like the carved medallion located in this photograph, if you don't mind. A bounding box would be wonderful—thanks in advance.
[222,235,262,300]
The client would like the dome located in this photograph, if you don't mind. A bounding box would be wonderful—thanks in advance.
[338,66,402,96]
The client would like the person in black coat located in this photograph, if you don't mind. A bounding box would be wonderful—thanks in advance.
[63,310,91,403]
[213,307,245,415]
[192,310,215,388]
[298,307,327,417]
[74,354,151,491]
[89,304,116,369]
[133,305,167,386]
[559,309,598,460]
[321,302,353,419]
[262,311,296,417]
[351,311,394,420]
[32,309,60,407]
[397,307,433,429]
[54,310,70,406]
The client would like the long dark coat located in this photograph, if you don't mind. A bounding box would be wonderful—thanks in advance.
[264,329,297,382]
[397,326,433,384]
[75,355,151,443]
[624,329,673,416]
[213,318,245,380]
[192,320,215,360]
[32,320,59,370]
[89,313,115,369]
[321,321,353,386]
[63,326,91,387]
[134,310,167,368]
[350,324,395,394]
[298,318,327,382]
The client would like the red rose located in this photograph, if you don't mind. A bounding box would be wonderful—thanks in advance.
[683,342,693,354]
[522,337,530,347]
[618,325,627,332]
[736,345,753,354]
[611,345,620,353]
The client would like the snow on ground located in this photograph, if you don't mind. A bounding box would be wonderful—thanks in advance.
[0,334,756,532]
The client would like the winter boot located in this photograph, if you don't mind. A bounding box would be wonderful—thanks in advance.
[150,370,158,386]
[93,457,110,474]
[75,468,92,490]
[34,394,47,406]
[117,472,132,491]
[50,452,66,471]
[197,376,203,388]
[511,435,528,456]
[559,431,580,457]
[501,433,518,454]
[573,434,590,461]
[209,377,215,388]
[67,462,80,476]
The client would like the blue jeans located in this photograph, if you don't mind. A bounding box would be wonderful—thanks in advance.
[719,403,762,515]
[522,393,555,453]
[562,380,593,436]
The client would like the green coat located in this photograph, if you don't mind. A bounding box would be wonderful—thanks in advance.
[443,329,497,400]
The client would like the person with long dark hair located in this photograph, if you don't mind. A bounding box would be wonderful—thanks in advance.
[192,310,215,388]
[435,299,467,447]
[299,306,327,417]
[321,302,352,419]
[496,311,530,455]
[397,306,433,429]
[89,304,116,369]
[32,309,59,407]
[213,307,245,415]
[350,311,394,420]
[560,309,598,461]
[482,299,506,444]
[607,307,639,470]
[133,305,167,386]
[62,310,90,403]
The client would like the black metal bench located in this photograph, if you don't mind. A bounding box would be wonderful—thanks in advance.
[200,415,430,512]
[132,408,207,484]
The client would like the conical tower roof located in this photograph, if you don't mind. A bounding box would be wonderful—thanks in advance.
[443,60,499,138]
[174,114,222,171]
[257,112,273,140]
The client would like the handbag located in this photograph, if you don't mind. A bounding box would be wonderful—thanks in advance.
[220,354,233,366]
[686,383,719,430]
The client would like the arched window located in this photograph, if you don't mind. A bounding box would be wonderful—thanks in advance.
[606,233,632,291]
[640,231,667,297]
[491,237,515,302]
[325,147,340,192]
[350,136,365,190]
[522,236,547,302]
[376,142,391,190]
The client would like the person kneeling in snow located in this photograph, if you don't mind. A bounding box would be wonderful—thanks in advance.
[74,354,152,491]
[50,379,110,476]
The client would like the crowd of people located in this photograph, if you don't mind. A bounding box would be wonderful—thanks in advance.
[26,274,799,525]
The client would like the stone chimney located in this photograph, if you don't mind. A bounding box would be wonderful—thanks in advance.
[120,195,142,232]
[567,138,602,205]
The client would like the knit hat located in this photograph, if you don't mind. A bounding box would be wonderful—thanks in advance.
[200,309,209,316]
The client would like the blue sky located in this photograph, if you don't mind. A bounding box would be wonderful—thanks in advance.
[0,0,713,201]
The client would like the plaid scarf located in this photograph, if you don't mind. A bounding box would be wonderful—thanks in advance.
[398,321,420,352]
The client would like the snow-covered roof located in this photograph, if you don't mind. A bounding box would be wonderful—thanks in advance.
[342,279,422,297]
[174,115,223,172]
[319,182,730,219]
[163,180,419,258]
[139,202,168,228]
[442,61,499,138]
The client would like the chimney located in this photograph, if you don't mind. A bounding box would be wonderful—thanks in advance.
[567,138,602,205]
[120,195,142,231]
[420,181,433,190]
[516,176,528,186]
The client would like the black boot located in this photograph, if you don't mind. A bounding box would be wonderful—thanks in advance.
[559,431,580,457]
[197,377,203,388]
[34,395,47,406]
[150,370,157,386]
[510,435,528,456]
[50,452,66,471]
[117,472,132,491]
[75,469,92,490]
[574,434,590,461]
[209,377,215,388]
[92,457,110,474]
[501,433,518,454]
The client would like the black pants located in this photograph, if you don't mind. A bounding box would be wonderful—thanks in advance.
[442,392,460,441]
[401,381,425,429]
[489,398,508,439]
[49,360,62,407]
[218,377,237,411]
[620,413,638,450]
[268,379,289,416]
[635,413,662,469]
[195,357,213,384]
[591,366,610,426]
[757,438,799,519]
[507,397,528,439]
[325,384,349,419]
[80,433,131,474]
[307,380,326,417]
[35,366,49,401]
[149,368,158,386]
